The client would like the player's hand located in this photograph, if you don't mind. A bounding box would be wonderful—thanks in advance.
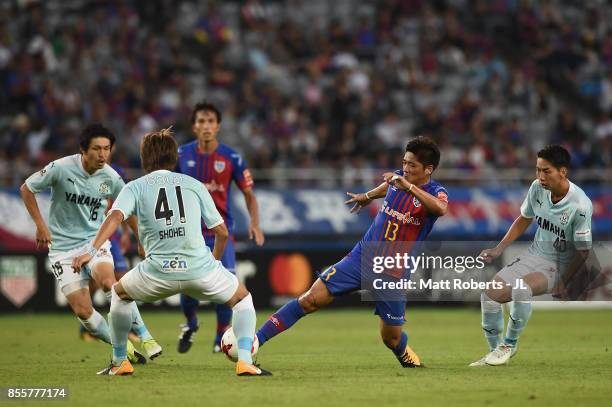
[137,243,146,258]
[479,247,502,263]
[552,280,568,300]
[249,223,265,246]
[345,192,371,213]
[119,232,131,254]
[382,172,413,192]
[35,224,52,249]
[72,253,92,274]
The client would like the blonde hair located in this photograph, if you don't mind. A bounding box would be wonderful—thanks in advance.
[140,127,178,173]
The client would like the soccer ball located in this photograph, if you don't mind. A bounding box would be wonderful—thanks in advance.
[220,327,259,362]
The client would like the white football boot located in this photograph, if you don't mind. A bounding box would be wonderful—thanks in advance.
[485,343,517,366]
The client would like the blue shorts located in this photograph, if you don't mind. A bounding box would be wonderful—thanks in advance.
[204,235,236,274]
[319,253,406,326]
[110,239,128,273]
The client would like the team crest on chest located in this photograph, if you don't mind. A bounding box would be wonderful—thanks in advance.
[560,211,569,226]
[214,160,226,173]
[99,182,110,195]
[412,197,421,207]
[187,160,195,168]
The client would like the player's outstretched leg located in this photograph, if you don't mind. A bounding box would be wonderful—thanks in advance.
[67,288,112,344]
[469,292,505,367]
[213,304,232,353]
[227,285,272,376]
[78,308,112,344]
[178,294,200,353]
[129,302,162,360]
[486,283,533,366]
[97,266,161,361]
[98,285,136,376]
[380,315,423,368]
[256,279,334,347]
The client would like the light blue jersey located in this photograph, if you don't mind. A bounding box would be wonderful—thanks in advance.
[520,180,593,265]
[111,170,224,281]
[25,154,125,253]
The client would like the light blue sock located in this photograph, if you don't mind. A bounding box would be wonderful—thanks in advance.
[504,284,533,346]
[232,294,256,364]
[109,287,133,365]
[78,310,111,344]
[130,302,153,341]
[505,302,532,346]
[481,292,504,351]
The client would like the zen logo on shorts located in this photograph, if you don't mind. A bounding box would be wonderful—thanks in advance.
[162,257,188,272]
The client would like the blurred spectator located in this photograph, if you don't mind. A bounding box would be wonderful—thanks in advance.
[0,0,610,188]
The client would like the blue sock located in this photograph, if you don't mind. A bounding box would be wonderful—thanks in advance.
[392,332,409,357]
[256,299,305,346]
[109,289,132,365]
[504,301,532,346]
[78,310,111,344]
[232,294,256,364]
[130,302,153,341]
[214,304,233,345]
[180,294,199,331]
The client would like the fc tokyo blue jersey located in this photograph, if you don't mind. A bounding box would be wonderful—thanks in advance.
[350,172,449,277]
[176,141,252,238]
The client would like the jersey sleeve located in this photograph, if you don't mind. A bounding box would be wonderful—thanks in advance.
[110,184,137,221]
[197,183,224,228]
[25,160,61,193]
[572,202,593,250]
[433,184,449,204]
[520,180,538,218]
[230,151,254,191]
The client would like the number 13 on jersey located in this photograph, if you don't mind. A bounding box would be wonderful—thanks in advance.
[384,220,399,241]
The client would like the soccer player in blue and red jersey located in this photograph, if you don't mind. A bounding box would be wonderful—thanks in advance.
[256,137,448,367]
[176,101,264,353]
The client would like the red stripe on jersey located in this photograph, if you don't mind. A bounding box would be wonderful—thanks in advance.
[397,195,416,242]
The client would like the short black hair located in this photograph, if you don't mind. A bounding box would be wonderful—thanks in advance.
[537,145,571,169]
[405,136,441,170]
[191,101,222,124]
[79,123,115,151]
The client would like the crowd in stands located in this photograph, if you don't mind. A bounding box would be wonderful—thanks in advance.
[1,0,611,187]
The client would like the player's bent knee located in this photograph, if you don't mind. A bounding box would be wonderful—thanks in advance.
[112,282,132,301]
[485,281,510,303]
[73,303,94,320]
[298,291,320,314]
[99,279,115,292]
[225,283,250,308]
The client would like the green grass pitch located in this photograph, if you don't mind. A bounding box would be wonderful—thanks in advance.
[0,308,610,406]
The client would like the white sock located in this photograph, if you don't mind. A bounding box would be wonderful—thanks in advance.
[232,294,256,364]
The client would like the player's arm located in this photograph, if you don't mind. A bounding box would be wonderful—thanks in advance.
[345,182,389,213]
[554,205,593,297]
[20,183,52,249]
[383,173,448,216]
[119,222,131,252]
[211,222,229,260]
[552,249,590,298]
[72,210,124,273]
[480,215,533,263]
[124,215,145,257]
[242,187,264,246]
